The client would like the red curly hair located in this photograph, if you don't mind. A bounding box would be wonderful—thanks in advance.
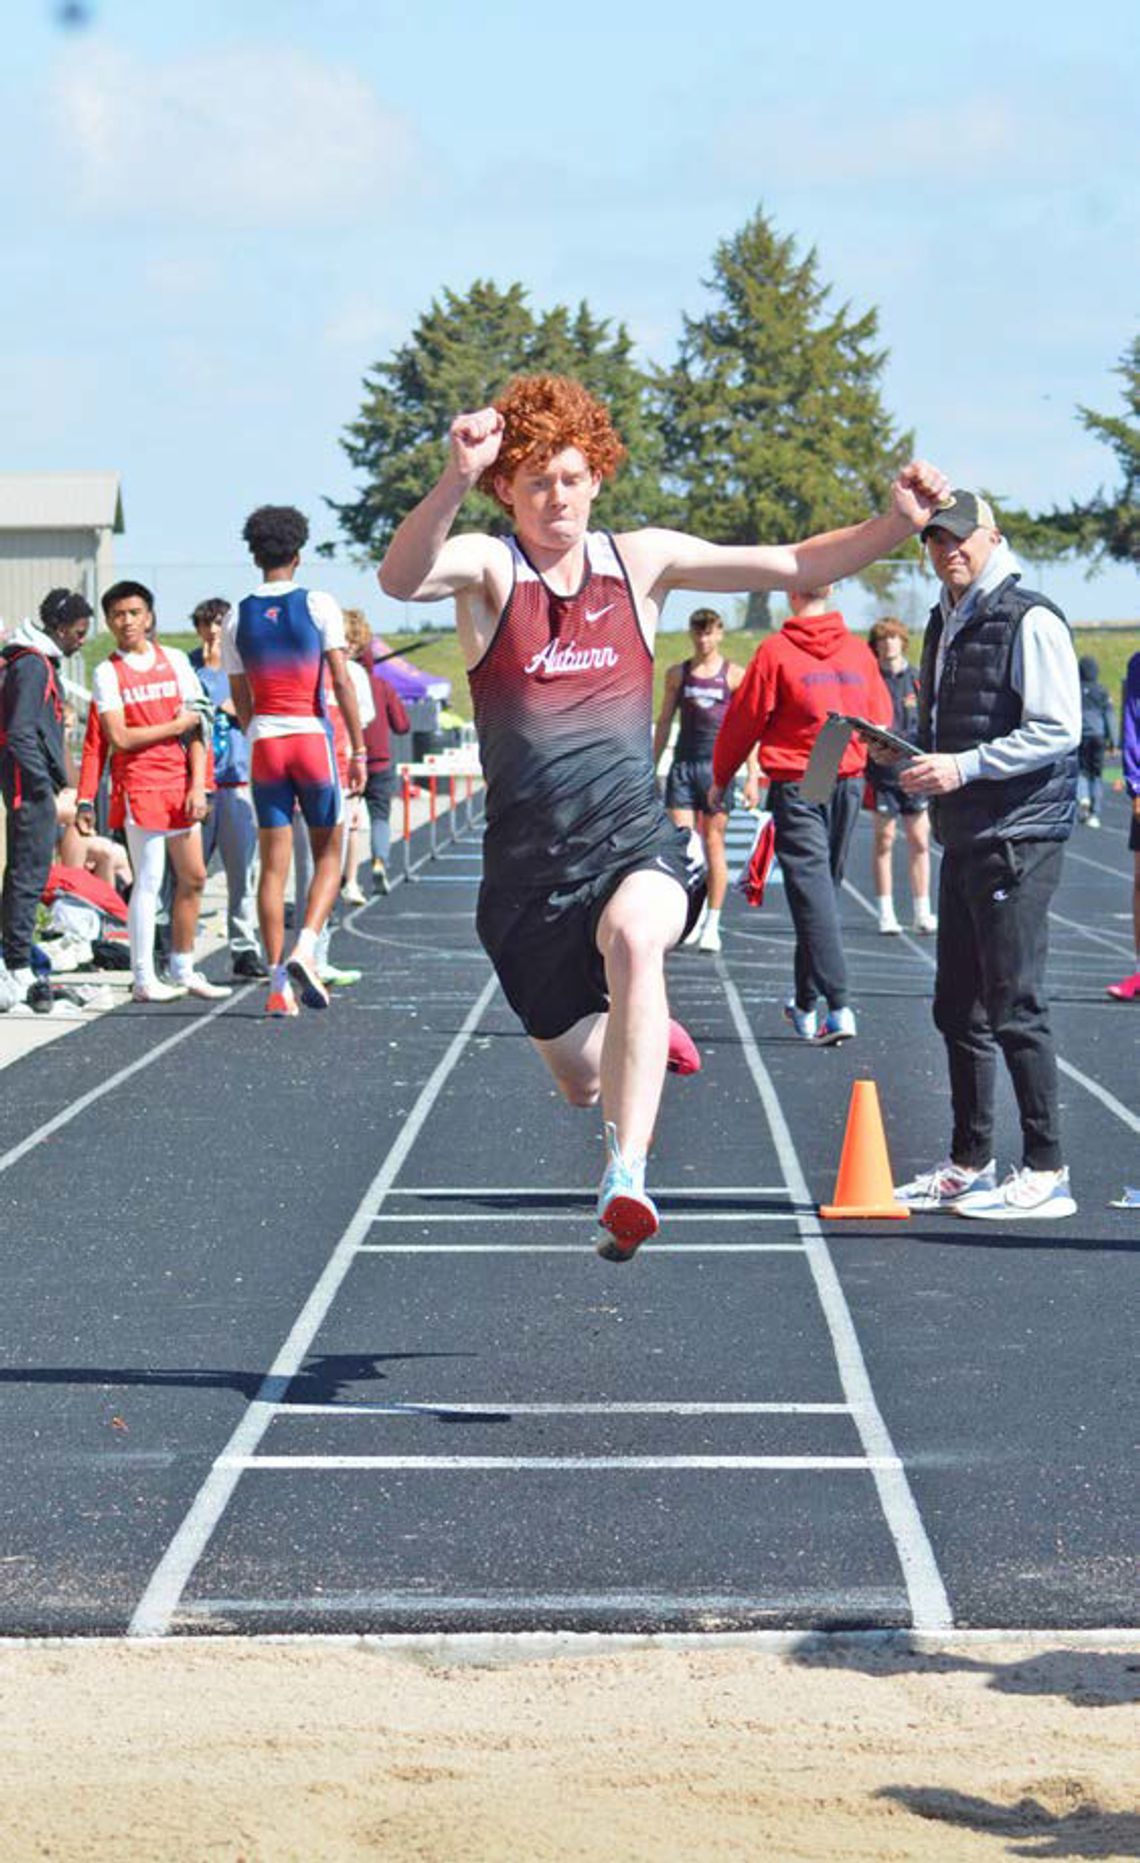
[480,374,627,506]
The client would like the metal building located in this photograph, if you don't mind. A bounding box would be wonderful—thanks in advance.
[0,472,123,631]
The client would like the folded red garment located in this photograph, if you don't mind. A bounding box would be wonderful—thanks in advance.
[736,812,777,908]
[43,861,129,923]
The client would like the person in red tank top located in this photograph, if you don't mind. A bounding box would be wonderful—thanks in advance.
[380,373,951,1261]
[76,581,228,1005]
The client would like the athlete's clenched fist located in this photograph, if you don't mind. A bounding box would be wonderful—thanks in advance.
[449,408,505,484]
[890,460,952,531]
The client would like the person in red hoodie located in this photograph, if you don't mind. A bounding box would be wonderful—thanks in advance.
[709,585,891,1045]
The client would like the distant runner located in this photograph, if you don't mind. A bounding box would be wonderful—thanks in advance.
[380,373,948,1258]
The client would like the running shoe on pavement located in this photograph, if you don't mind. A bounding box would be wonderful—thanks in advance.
[131,978,188,1004]
[955,1165,1077,1221]
[815,1006,857,1045]
[182,972,233,1001]
[783,1000,818,1041]
[895,1157,996,1211]
[1106,969,1140,1001]
[231,950,270,981]
[319,963,362,988]
[912,910,938,935]
[265,984,300,1018]
[698,918,722,954]
[25,979,86,1018]
[286,948,330,1010]
[666,1018,701,1075]
[371,859,391,896]
[341,881,367,907]
[596,1122,659,1262]
[878,907,902,935]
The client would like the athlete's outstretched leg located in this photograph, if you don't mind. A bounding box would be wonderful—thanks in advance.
[595,869,688,1156]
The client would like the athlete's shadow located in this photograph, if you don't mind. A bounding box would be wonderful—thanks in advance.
[787,1634,1140,1709]
[0,1351,475,1406]
[902,1225,1139,1255]
[874,1785,1139,1858]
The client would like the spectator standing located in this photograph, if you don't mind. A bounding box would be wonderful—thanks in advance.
[0,589,92,1012]
[76,581,229,1004]
[338,610,379,907]
[710,585,893,1045]
[865,617,937,935]
[189,598,267,981]
[1106,648,1140,1001]
[653,607,760,953]
[361,641,410,895]
[893,490,1081,1221]
[1076,654,1116,827]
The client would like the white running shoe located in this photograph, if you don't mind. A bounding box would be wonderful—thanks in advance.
[698,918,722,954]
[912,911,938,935]
[815,1006,856,1045]
[895,1157,996,1211]
[878,908,902,935]
[131,978,188,1003]
[46,935,95,972]
[341,881,367,907]
[181,972,233,1001]
[783,1000,818,1041]
[955,1166,1077,1222]
[287,949,330,1009]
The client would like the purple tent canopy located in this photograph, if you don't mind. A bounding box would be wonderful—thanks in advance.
[369,636,450,705]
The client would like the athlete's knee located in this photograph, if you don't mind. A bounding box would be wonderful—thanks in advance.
[555,1074,600,1108]
[177,866,207,898]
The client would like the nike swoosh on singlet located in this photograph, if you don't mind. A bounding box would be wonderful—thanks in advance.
[584,604,615,623]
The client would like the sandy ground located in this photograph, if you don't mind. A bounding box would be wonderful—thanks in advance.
[1,1635,1137,1860]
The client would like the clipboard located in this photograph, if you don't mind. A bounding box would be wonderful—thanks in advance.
[801,712,917,804]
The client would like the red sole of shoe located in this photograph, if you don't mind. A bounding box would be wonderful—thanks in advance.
[598,1195,659,1259]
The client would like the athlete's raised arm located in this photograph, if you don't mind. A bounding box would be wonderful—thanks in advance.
[378,408,507,603]
[621,461,950,615]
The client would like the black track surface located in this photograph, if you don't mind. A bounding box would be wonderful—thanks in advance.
[0,793,1135,1637]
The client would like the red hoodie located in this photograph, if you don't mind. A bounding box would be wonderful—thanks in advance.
[712,610,891,785]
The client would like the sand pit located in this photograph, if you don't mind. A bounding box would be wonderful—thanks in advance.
[1,1633,1137,1859]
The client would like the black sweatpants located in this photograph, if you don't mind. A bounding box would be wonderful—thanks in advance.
[1,766,57,972]
[768,776,862,1013]
[934,839,1066,1172]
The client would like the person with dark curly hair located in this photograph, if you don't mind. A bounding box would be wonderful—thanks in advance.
[224,505,365,1015]
[380,373,949,1260]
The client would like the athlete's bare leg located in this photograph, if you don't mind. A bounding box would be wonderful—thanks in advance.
[533,1012,606,1108]
[302,824,344,937]
[167,827,208,962]
[700,810,729,911]
[257,826,293,967]
[594,868,688,1158]
[903,809,931,907]
[872,813,896,901]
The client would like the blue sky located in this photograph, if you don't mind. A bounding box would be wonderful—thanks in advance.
[4,0,1138,632]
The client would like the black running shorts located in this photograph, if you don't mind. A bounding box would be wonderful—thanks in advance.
[476,825,706,1041]
[665,756,734,816]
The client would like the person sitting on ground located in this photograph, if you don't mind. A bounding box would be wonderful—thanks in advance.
[188,597,267,982]
[1076,654,1116,828]
[76,580,230,1005]
[379,371,948,1258]
[653,607,760,954]
[0,588,92,1014]
[55,786,132,893]
[865,617,937,935]
[710,585,894,1046]
[224,505,366,1016]
[1106,647,1140,1001]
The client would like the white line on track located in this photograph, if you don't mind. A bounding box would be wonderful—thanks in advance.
[368,1210,796,1224]
[384,1184,792,1197]
[357,1242,805,1253]
[223,1455,898,1472]
[716,960,954,1631]
[843,876,1140,1133]
[1049,908,1136,959]
[1063,845,1135,882]
[279,1401,852,1415]
[126,969,501,1638]
[0,985,258,1179]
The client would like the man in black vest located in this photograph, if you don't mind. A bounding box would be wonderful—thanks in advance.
[891,491,1081,1221]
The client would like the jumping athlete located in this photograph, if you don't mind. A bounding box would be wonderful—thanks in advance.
[379,375,949,1259]
[224,506,365,1016]
[653,607,760,953]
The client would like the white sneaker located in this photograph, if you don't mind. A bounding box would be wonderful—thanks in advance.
[878,909,902,935]
[815,1005,857,1045]
[912,911,938,935]
[1086,814,1101,830]
[341,881,367,907]
[131,978,188,1003]
[698,918,722,954]
[895,1157,996,1211]
[180,972,234,1001]
[783,1000,818,1041]
[46,935,95,972]
[955,1166,1077,1222]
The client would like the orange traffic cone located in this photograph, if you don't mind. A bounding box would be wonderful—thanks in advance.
[820,1079,909,1219]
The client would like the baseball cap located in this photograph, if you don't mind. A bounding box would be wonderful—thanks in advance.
[920,490,997,543]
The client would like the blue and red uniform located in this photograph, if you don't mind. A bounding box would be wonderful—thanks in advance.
[223,583,345,831]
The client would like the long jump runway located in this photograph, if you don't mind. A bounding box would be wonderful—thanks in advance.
[0,795,1135,1638]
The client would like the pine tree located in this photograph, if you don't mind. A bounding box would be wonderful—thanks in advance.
[655,207,912,624]
[329,282,662,557]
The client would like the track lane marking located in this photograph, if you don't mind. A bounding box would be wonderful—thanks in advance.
[223,1455,899,1472]
[126,970,500,1638]
[716,959,953,1631]
[278,1401,853,1415]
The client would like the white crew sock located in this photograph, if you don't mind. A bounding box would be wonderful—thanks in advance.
[703,906,722,934]
[168,949,194,984]
[877,895,897,921]
[913,895,931,922]
[293,925,318,963]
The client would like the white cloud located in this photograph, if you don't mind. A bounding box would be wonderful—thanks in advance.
[53,40,417,225]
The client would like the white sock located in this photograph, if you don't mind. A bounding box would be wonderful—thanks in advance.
[877,896,896,921]
[272,963,288,994]
[169,949,194,984]
[704,907,722,933]
[913,895,931,922]
[294,925,318,963]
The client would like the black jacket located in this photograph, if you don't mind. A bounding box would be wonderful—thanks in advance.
[0,643,68,797]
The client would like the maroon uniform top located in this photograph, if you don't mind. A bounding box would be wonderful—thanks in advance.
[674,658,733,761]
[468,532,667,888]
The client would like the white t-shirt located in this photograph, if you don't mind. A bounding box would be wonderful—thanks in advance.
[347,657,376,731]
[92,642,202,714]
[221,582,348,742]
